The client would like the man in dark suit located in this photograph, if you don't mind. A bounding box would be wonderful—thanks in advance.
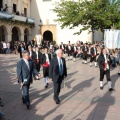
[17,50,40,109]
[71,44,78,62]
[28,45,36,60]
[90,43,97,67]
[49,49,67,104]
[59,42,65,53]
[41,47,51,88]
[98,48,114,91]
[33,46,42,73]
[82,43,89,64]
[67,43,72,60]
[18,43,25,58]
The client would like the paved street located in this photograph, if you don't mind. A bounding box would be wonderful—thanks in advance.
[0,54,120,120]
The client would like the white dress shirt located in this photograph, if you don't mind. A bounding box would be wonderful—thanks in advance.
[36,52,38,59]
[94,47,96,55]
[62,45,64,49]
[29,51,32,57]
[21,47,24,52]
[68,46,71,50]
[74,46,76,51]
[3,43,7,48]
[45,53,50,64]
[104,54,109,69]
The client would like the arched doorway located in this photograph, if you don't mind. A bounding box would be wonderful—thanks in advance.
[12,27,21,41]
[0,25,7,41]
[24,28,29,44]
[43,30,53,42]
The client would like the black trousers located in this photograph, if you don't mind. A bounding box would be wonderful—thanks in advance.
[62,50,65,54]
[53,76,63,102]
[22,84,30,104]
[3,48,7,54]
[0,48,2,54]
[43,67,49,77]
[100,69,111,81]
[20,52,22,58]
[73,52,77,58]
[90,56,96,62]
[68,51,72,57]
[83,53,88,60]
[36,63,41,72]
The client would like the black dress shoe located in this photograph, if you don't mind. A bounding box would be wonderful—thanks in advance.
[22,101,25,104]
[100,87,103,90]
[45,85,48,88]
[56,101,60,104]
[26,103,30,109]
[109,88,115,91]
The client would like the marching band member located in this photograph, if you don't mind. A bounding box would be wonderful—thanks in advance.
[90,44,98,67]
[28,45,36,60]
[98,48,114,91]
[82,43,89,64]
[41,47,51,88]
[59,42,66,57]
[72,44,78,62]
[33,46,42,73]
[67,43,72,60]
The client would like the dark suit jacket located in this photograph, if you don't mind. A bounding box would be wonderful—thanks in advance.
[17,59,38,85]
[98,53,111,70]
[49,57,67,83]
[33,52,42,64]
[67,45,72,52]
[82,46,89,52]
[90,47,97,56]
[41,53,51,65]
[71,46,77,53]
[60,44,65,49]
[28,50,36,60]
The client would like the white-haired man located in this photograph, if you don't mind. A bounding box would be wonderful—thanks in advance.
[49,49,67,104]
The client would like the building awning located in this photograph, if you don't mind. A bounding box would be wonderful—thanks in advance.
[0,12,35,25]
[27,18,35,24]
[12,15,35,24]
[12,15,27,22]
[0,11,14,19]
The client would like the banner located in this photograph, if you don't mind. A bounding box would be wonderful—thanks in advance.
[104,29,120,49]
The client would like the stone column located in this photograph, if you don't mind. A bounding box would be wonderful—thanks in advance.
[7,33,12,42]
[21,33,24,42]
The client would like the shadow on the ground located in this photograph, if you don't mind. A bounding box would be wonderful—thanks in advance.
[69,73,118,120]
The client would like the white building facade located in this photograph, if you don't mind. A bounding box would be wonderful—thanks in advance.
[30,0,103,44]
[0,0,34,43]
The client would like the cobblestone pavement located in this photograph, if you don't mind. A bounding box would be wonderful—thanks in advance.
[0,54,120,120]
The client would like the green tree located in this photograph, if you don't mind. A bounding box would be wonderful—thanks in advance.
[53,0,120,34]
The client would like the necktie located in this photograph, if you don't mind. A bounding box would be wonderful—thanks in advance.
[26,60,30,70]
[59,59,63,75]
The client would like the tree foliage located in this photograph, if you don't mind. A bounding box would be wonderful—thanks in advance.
[53,0,120,34]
